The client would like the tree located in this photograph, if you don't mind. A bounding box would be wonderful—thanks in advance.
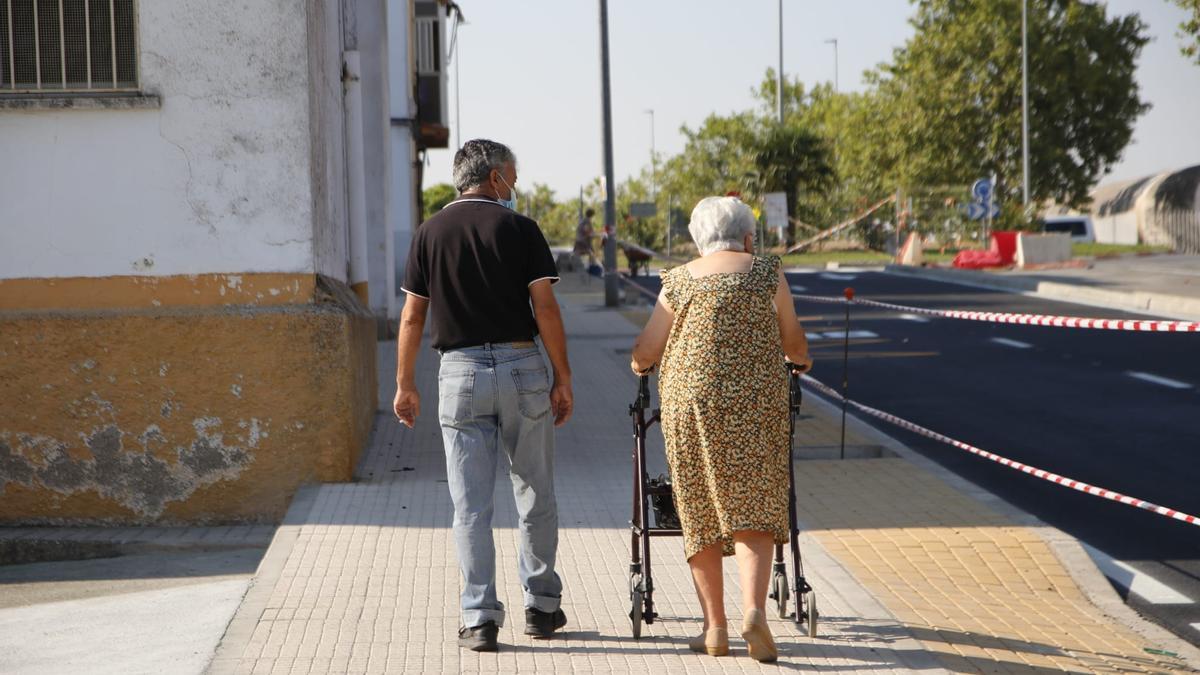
[656,101,833,247]
[422,183,457,220]
[870,0,1149,224]
[1175,0,1200,63]
[752,124,834,244]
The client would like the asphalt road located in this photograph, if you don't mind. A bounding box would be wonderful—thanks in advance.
[628,268,1200,646]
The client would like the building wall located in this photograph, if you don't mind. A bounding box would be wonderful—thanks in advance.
[0,1,315,279]
[0,2,378,524]
[0,282,374,524]
[359,0,398,320]
[388,0,419,291]
[308,0,351,283]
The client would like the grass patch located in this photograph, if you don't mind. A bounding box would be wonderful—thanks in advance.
[1071,242,1172,258]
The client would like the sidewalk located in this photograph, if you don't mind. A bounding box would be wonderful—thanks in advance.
[207,273,1199,674]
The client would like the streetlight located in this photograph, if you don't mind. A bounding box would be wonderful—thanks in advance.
[824,38,839,94]
[644,108,656,203]
[1022,0,1031,209]
[598,0,618,306]
[776,0,785,123]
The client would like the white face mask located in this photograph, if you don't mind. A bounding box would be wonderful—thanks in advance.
[495,172,519,211]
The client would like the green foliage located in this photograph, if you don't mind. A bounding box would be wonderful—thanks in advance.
[1176,0,1200,63]
[871,0,1149,223]
[422,183,457,220]
[655,97,834,246]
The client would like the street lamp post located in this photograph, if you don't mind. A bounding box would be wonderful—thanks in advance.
[599,0,619,306]
[825,38,839,94]
[1022,0,1031,210]
[776,0,784,123]
[644,108,656,204]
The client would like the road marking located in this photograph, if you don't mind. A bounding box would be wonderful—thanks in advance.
[819,273,857,281]
[819,330,879,339]
[1084,544,1193,605]
[898,314,930,323]
[989,337,1033,349]
[1126,371,1192,390]
[1192,623,1200,634]
[789,285,807,293]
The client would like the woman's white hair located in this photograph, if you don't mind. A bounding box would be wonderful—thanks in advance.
[687,196,756,256]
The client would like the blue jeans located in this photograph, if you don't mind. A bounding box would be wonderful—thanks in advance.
[437,342,562,628]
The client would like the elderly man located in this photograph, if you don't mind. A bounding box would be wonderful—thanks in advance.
[394,139,573,652]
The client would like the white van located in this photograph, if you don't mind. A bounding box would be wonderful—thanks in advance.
[1041,215,1096,243]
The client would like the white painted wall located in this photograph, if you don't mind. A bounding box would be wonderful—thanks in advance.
[388,0,419,293]
[0,1,317,280]
[308,0,351,283]
[358,0,397,319]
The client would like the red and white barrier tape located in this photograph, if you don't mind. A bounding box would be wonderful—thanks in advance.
[800,375,1200,527]
[791,294,1200,333]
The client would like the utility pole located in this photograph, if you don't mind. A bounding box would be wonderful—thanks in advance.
[776,0,785,123]
[599,0,619,306]
[1021,0,1031,210]
[644,108,656,203]
[825,38,839,94]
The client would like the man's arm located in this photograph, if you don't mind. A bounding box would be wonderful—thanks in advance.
[393,294,429,427]
[529,280,573,426]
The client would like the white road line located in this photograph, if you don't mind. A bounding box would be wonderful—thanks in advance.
[820,330,879,339]
[1084,544,1193,605]
[806,333,825,341]
[1126,371,1193,390]
[789,285,807,293]
[819,273,857,281]
[989,337,1033,349]
[1192,622,1200,634]
[898,314,930,323]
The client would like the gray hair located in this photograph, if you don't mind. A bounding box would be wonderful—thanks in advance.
[687,196,756,255]
[452,139,516,193]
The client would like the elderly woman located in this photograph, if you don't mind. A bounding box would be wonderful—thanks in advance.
[631,196,812,662]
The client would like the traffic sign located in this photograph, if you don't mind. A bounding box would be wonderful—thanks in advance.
[972,178,993,203]
[763,192,788,231]
[963,202,1000,220]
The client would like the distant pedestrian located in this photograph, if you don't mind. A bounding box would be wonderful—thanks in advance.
[394,139,574,652]
[574,208,597,267]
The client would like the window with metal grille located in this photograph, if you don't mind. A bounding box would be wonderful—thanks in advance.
[0,0,138,94]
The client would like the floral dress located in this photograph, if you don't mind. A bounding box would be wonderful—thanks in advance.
[658,255,791,559]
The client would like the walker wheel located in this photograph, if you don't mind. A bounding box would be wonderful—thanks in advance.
[630,589,644,639]
[805,591,818,638]
[771,573,789,619]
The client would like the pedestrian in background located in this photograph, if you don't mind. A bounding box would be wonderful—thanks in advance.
[393,139,574,653]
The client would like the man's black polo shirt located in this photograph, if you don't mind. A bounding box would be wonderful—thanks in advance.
[401,197,560,351]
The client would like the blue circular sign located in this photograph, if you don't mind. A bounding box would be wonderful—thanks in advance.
[972,179,993,202]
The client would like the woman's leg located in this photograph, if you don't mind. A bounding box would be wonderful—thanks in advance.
[687,541,726,629]
[732,530,774,615]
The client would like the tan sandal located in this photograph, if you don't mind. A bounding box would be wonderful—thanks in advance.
[687,626,729,656]
[740,608,778,662]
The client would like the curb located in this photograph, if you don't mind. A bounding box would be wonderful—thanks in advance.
[799,386,1200,669]
[884,264,1200,322]
[205,484,322,674]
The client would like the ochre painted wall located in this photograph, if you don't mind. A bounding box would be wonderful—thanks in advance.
[0,274,376,524]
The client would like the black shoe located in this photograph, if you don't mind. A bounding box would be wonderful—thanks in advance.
[458,621,499,652]
[524,608,567,638]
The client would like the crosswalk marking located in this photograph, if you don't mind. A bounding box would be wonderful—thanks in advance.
[811,330,879,340]
[1126,371,1192,390]
[990,337,1033,349]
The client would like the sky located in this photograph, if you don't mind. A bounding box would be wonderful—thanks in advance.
[423,0,1200,199]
